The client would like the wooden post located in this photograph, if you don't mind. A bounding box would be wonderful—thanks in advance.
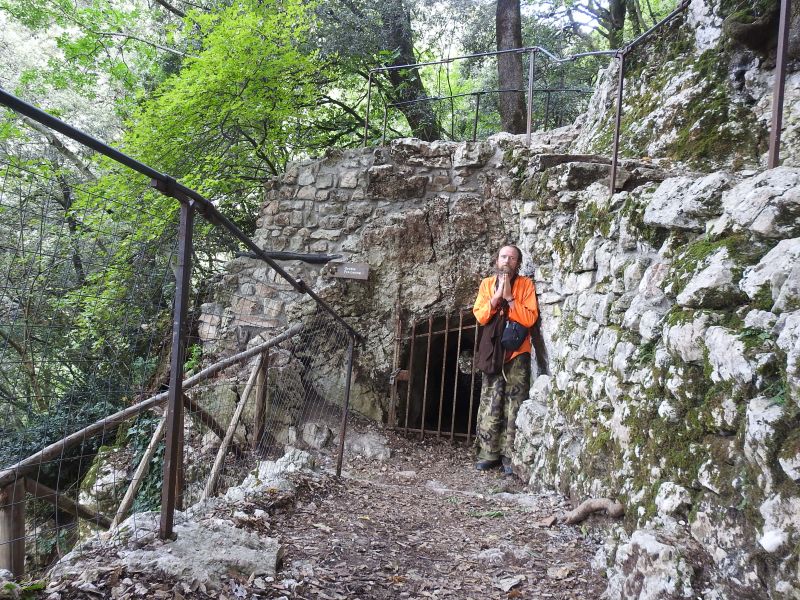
[160,200,194,540]
[201,356,263,500]
[252,353,269,450]
[0,479,26,577]
[110,415,167,530]
[23,478,111,529]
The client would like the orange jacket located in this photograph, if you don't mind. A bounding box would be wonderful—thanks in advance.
[473,275,539,362]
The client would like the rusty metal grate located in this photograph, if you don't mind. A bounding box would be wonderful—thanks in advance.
[389,309,482,443]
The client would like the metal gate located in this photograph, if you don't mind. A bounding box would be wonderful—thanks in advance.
[388,309,482,442]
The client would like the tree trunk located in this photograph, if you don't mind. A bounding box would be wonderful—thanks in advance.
[381,0,440,141]
[496,0,526,134]
[608,0,627,48]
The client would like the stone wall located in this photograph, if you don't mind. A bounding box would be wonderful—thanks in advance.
[200,129,576,421]
[200,0,800,594]
[514,159,799,599]
[206,130,799,596]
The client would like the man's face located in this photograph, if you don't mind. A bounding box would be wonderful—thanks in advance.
[496,246,521,274]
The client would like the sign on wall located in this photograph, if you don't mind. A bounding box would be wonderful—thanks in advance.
[333,262,370,281]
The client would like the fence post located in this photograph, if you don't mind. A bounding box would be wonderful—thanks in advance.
[609,50,626,196]
[363,72,373,147]
[769,0,792,168]
[0,479,25,577]
[252,352,269,450]
[159,200,194,540]
[473,93,482,142]
[526,49,536,144]
[336,335,356,477]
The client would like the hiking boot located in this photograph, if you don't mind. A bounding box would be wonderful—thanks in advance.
[501,456,514,476]
[475,458,501,471]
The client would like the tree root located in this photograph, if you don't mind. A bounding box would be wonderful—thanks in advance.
[563,498,625,525]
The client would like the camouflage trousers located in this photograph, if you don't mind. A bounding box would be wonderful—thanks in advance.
[476,353,531,461]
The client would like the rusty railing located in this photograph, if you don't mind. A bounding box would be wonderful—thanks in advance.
[365,0,795,192]
[0,88,360,578]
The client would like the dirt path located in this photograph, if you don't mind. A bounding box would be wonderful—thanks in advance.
[41,425,607,600]
[271,427,607,599]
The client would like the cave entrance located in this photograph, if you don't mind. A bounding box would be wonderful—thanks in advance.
[389,310,482,443]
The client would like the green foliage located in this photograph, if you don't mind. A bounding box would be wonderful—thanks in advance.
[123,0,322,194]
[126,413,165,512]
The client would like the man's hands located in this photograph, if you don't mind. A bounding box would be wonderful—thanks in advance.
[491,271,515,309]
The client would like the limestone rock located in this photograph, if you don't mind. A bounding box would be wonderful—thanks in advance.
[226,448,315,502]
[758,494,800,554]
[622,261,670,334]
[778,430,800,483]
[655,482,692,517]
[704,326,754,385]
[514,398,548,464]
[713,167,800,239]
[739,238,800,313]
[776,312,800,407]
[644,173,731,231]
[604,530,701,600]
[744,396,784,493]
[342,431,391,461]
[452,141,494,168]
[122,519,281,588]
[663,312,711,365]
[675,247,746,309]
[302,422,333,450]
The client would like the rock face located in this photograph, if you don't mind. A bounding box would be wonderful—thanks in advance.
[201,1,800,597]
[571,0,800,171]
[213,132,798,598]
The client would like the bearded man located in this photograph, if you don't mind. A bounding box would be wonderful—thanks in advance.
[472,244,539,474]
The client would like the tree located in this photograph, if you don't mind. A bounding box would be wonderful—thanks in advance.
[496,0,527,133]
[545,0,676,50]
[380,0,441,141]
[313,0,441,142]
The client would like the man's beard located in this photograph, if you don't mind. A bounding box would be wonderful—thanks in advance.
[495,265,517,275]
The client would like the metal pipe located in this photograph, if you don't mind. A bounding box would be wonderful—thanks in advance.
[437,313,449,438]
[404,321,417,434]
[420,316,433,439]
[0,88,361,343]
[466,320,479,443]
[388,87,590,108]
[335,335,356,477]
[609,51,626,196]
[368,44,605,75]
[382,101,389,146]
[473,93,481,142]
[526,50,536,144]
[450,310,464,442]
[544,90,552,131]
[769,0,792,168]
[159,200,194,540]
[363,73,373,147]
[388,312,402,430]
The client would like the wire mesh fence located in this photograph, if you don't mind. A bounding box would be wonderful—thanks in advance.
[365,47,603,144]
[0,99,359,578]
[0,155,180,573]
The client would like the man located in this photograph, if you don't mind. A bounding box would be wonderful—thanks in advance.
[472,245,539,474]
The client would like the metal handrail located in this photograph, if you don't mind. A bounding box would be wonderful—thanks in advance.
[362,0,693,150]
[0,86,362,544]
[0,88,360,343]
